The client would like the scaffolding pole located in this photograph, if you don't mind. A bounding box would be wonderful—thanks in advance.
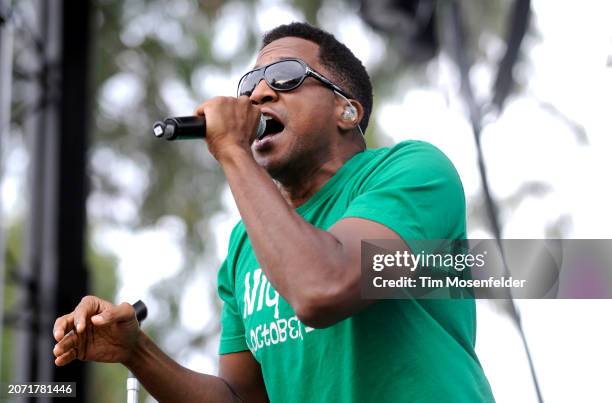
[0,0,15,383]
[14,0,91,401]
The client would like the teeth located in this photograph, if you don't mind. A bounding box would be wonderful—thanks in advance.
[263,114,273,121]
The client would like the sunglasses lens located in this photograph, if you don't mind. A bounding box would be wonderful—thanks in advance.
[238,69,263,96]
[237,60,308,96]
[265,60,306,91]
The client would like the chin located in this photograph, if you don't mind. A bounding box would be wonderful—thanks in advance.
[255,156,288,180]
[252,143,290,176]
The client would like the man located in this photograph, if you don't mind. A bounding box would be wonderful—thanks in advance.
[53,22,494,402]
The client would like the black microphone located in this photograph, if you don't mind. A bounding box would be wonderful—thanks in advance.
[132,300,148,324]
[153,115,267,141]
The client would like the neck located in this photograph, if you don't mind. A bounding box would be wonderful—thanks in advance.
[276,140,364,208]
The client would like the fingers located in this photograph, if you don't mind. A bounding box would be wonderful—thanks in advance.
[53,313,75,342]
[72,296,100,334]
[52,295,135,367]
[53,295,106,339]
[193,96,259,119]
[194,96,237,116]
[91,302,135,326]
[55,348,77,366]
[53,295,102,337]
[53,330,78,364]
[52,296,132,339]
[194,97,222,117]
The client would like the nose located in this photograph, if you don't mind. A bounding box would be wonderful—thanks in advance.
[249,78,278,105]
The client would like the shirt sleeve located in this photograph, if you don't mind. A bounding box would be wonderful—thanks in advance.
[341,141,466,246]
[217,255,249,355]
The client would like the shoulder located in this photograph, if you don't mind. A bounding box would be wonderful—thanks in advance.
[362,140,463,187]
[373,140,456,168]
[341,140,466,242]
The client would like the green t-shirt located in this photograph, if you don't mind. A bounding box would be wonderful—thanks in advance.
[217,140,495,402]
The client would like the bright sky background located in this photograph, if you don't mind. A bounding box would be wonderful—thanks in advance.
[2,1,612,402]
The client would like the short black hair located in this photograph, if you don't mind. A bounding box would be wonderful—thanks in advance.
[262,22,374,133]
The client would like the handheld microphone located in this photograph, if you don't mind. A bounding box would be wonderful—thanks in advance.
[152,115,267,141]
[132,300,148,324]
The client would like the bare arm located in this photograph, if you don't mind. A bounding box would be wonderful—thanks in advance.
[219,351,269,403]
[218,148,403,328]
[125,333,268,402]
[52,296,267,403]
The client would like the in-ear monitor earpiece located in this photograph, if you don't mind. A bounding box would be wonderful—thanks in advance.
[333,90,365,137]
[342,104,357,121]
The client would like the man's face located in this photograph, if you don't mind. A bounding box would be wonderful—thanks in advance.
[247,37,340,180]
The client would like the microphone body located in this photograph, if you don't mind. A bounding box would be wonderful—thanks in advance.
[153,115,266,141]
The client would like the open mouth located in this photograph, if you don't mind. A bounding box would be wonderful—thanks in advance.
[260,115,285,139]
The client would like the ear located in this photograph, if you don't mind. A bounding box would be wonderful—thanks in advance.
[335,98,364,132]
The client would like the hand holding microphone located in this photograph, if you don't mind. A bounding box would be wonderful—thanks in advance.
[153,96,270,164]
[52,296,142,366]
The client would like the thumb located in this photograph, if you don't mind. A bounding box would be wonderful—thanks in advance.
[91,303,134,325]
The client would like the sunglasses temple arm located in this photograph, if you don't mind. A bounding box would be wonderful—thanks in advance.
[308,69,350,97]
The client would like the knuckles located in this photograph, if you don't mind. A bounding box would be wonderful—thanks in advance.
[197,96,255,116]
[80,295,96,305]
[119,302,134,316]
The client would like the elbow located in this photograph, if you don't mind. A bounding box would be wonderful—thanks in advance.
[292,277,358,329]
[294,301,338,329]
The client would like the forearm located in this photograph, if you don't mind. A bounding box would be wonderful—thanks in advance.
[219,149,349,319]
[125,331,241,403]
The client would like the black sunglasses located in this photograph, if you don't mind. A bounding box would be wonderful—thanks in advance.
[237,58,352,99]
